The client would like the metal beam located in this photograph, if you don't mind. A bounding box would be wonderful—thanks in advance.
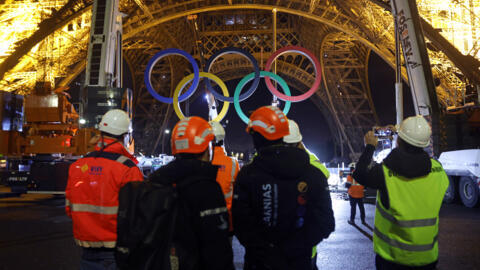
[0,0,93,82]
[122,4,393,65]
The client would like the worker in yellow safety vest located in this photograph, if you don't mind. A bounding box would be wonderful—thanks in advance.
[283,119,330,270]
[353,115,449,269]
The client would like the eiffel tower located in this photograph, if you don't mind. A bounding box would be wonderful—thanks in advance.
[0,0,479,158]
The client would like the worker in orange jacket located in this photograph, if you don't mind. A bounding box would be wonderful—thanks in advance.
[346,163,366,225]
[65,109,143,270]
[209,121,239,234]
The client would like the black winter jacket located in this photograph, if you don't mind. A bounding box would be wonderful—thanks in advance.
[232,146,335,268]
[149,158,234,270]
[353,144,432,209]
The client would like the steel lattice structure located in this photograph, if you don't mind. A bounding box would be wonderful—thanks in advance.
[0,0,479,158]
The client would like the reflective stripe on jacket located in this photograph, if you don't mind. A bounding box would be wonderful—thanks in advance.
[212,146,239,231]
[65,139,143,248]
[373,159,449,266]
[347,175,364,198]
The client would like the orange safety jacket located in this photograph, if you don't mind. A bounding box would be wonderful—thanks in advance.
[65,138,143,248]
[211,146,239,231]
[347,174,364,198]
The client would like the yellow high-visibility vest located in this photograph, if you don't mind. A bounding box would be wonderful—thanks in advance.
[374,159,448,266]
[306,150,329,259]
[306,150,330,179]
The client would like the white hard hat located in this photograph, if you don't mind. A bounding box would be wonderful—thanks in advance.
[397,115,431,148]
[283,119,302,144]
[98,109,130,136]
[209,121,225,142]
[348,162,356,169]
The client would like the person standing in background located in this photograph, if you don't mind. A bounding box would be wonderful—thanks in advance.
[209,121,240,238]
[345,163,366,225]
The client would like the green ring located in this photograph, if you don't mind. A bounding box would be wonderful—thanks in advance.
[234,71,292,124]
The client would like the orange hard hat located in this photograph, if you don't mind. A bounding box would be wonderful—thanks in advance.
[171,116,215,155]
[246,106,289,140]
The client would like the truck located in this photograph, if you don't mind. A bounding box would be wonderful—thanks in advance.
[439,149,480,208]
[0,83,96,193]
[0,83,130,193]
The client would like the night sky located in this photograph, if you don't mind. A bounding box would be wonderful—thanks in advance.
[368,53,416,125]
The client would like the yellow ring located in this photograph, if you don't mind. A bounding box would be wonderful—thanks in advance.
[173,72,230,122]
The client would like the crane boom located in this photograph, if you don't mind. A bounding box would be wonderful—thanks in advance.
[85,0,122,88]
[81,0,131,129]
[390,0,441,156]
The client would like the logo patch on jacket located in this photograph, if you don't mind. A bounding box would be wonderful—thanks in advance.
[296,181,308,228]
[89,166,103,175]
[297,181,308,192]
[81,164,89,173]
[297,194,307,205]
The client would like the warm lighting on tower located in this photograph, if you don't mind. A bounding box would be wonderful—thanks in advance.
[0,0,91,93]
[417,0,480,58]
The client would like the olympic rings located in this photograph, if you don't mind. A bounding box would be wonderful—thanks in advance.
[144,46,322,123]
[204,47,260,102]
[144,48,200,104]
[173,72,230,122]
[234,71,292,124]
[264,46,321,102]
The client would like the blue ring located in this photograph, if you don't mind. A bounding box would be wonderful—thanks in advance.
[144,48,200,104]
[204,47,260,102]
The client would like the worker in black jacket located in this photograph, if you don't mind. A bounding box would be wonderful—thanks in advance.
[149,116,234,270]
[232,106,335,270]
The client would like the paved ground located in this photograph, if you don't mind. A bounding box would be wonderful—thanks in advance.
[0,190,479,270]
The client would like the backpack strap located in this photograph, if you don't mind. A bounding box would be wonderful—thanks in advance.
[85,151,136,168]
[164,194,179,269]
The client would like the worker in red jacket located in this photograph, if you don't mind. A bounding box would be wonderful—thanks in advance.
[65,109,144,270]
[209,121,240,235]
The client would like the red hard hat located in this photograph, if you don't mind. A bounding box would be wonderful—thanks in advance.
[171,116,215,155]
[246,106,289,140]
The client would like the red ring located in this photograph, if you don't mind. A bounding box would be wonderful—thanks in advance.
[265,46,322,102]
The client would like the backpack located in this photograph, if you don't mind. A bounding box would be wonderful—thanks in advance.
[115,180,180,270]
